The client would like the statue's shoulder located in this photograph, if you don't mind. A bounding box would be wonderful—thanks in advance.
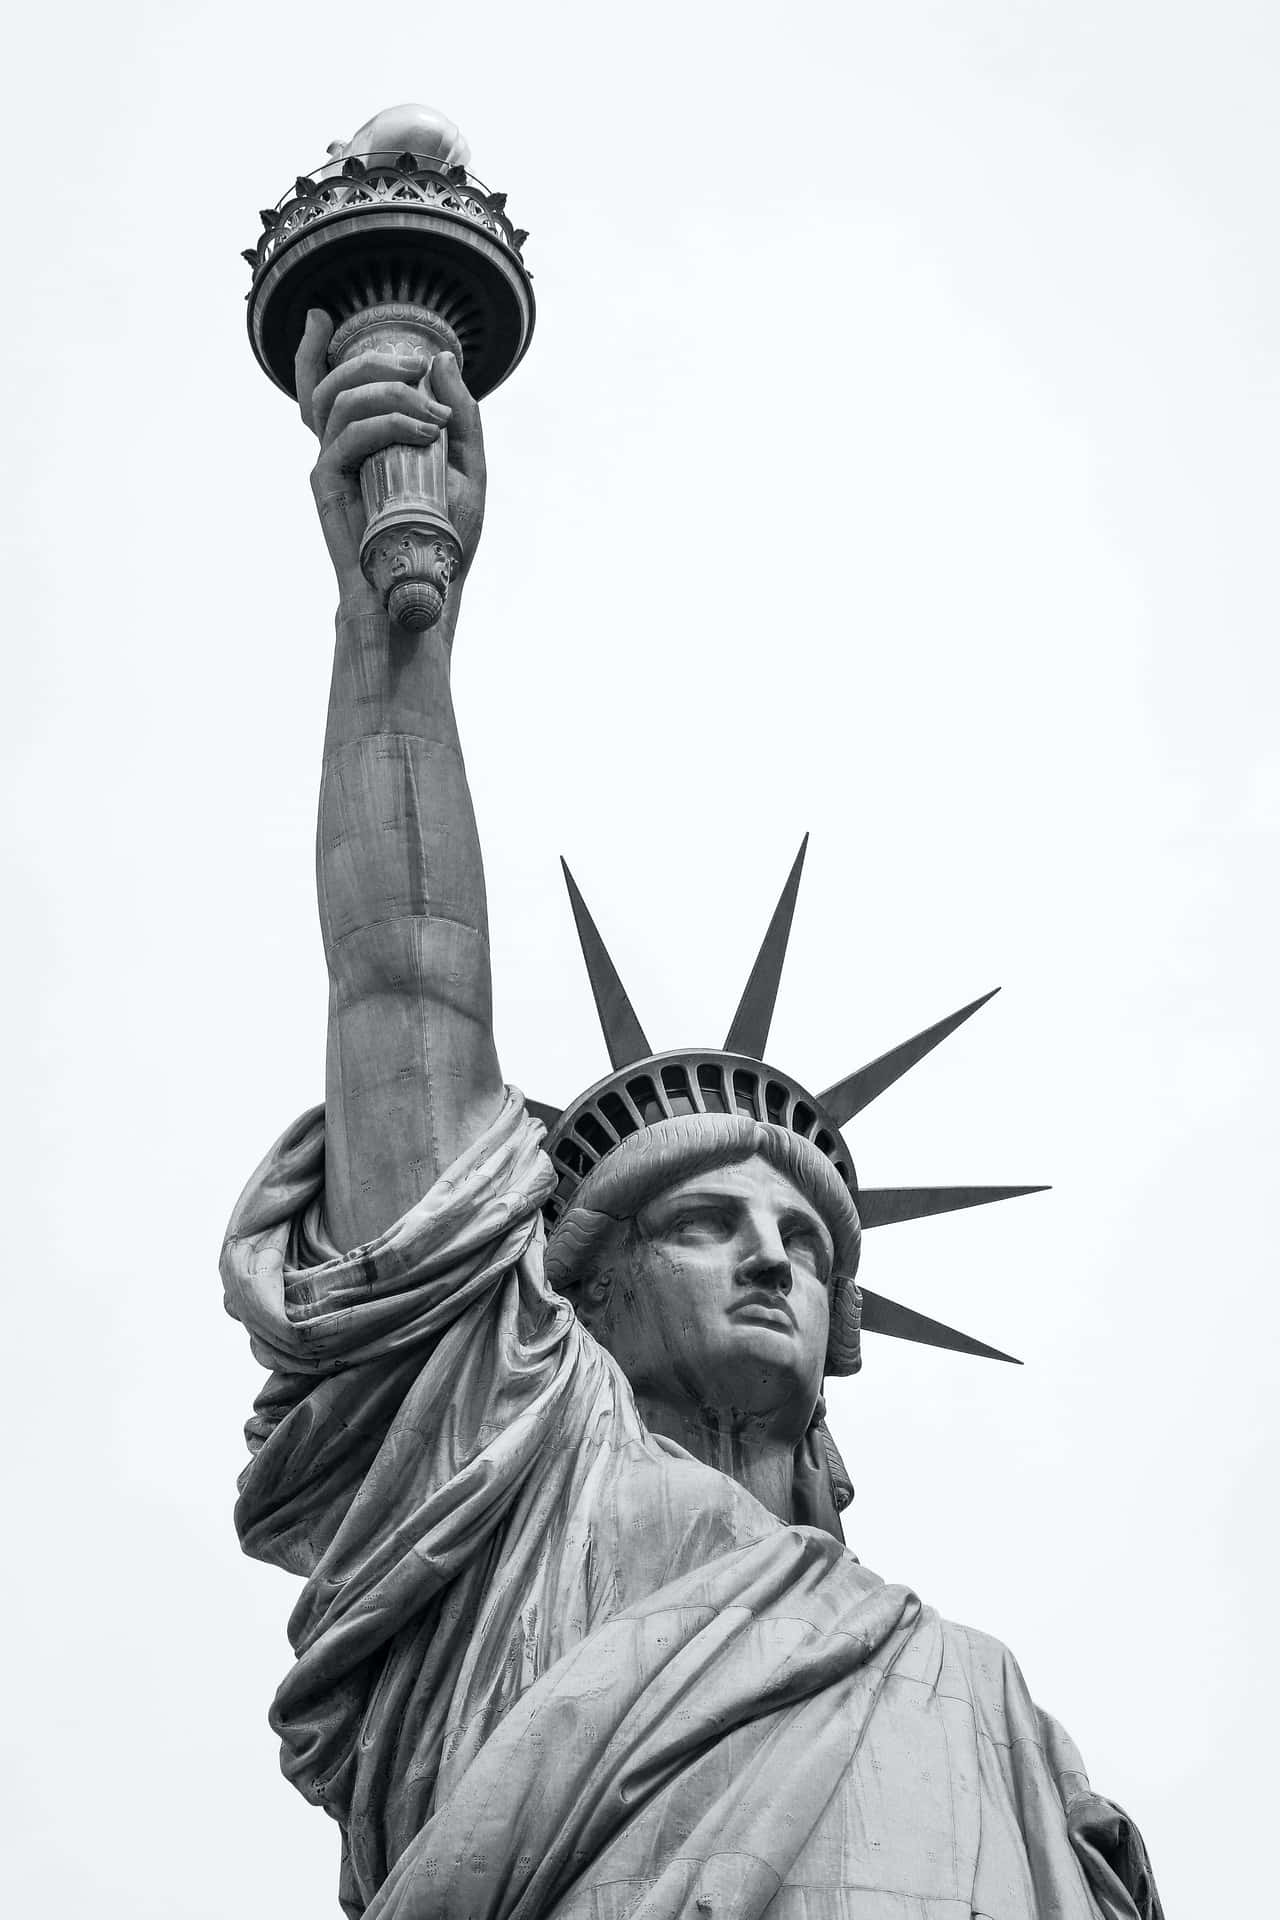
[935,1613,1035,1718]
[919,1611,1076,1779]
[939,1615,1029,1691]
[862,1591,1043,1742]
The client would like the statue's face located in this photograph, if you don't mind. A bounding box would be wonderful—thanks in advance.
[587,1155,833,1443]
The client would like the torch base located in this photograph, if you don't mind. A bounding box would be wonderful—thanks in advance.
[388,580,447,632]
[359,510,462,633]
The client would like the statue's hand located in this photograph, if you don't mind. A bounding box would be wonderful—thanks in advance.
[295,308,487,601]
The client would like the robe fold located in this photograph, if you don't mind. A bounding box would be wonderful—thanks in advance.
[222,1092,1161,1920]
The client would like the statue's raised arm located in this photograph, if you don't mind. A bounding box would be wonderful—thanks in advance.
[295,309,501,1247]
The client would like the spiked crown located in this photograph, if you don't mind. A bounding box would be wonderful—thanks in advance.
[535,839,1044,1368]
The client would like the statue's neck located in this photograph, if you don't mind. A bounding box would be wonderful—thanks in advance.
[633,1394,797,1524]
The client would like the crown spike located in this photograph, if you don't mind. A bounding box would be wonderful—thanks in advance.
[819,988,1001,1126]
[723,835,809,1058]
[561,859,653,1069]
[860,1288,1021,1363]
[858,1184,1048,1229]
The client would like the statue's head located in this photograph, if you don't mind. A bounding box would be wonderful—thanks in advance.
[538,839,1035,1512]
[545,1115,863,1446]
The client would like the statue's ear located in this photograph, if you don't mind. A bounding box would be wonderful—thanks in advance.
[570,1281,604,1331]
[547,1211,636,1344]
[558,1259,614,1332]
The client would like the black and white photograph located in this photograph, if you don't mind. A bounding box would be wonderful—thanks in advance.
[5,5,1276,1915]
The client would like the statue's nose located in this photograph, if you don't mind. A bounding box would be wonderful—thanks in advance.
[737,1221,793,1292]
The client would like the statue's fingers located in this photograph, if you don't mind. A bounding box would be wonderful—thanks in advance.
[324,380,451,446]
[311,349,436,442]
[296,310,335,433]
[320,413,445,478]
[429,353,485,478]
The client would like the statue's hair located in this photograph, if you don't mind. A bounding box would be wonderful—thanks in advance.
[544,1113,863,1375]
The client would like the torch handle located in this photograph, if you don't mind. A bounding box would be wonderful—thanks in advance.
[356,423,462,632]
[327,304,466,632]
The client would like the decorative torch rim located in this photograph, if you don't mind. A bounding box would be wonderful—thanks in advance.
[243,151,535,402]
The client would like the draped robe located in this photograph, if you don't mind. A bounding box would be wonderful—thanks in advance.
[222,1093,1161,1920]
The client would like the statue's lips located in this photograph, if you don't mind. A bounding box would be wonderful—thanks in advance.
[728,1294,797,1332]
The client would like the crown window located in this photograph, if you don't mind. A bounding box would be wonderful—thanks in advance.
[732,1070,761,1120]
[660,1065,696,1116]
[626,1076,664,1125]
[555,1138,593,1179]
[697,1064,729,1113]
[599,1091,640,1138]
[575,1113,613,1157]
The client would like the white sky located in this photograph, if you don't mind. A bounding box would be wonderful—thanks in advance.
[4,2,1276,1913]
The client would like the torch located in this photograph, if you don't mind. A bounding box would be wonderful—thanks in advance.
[242,104,534,630]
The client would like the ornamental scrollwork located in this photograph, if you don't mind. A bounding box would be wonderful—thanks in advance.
[244,162,526,277]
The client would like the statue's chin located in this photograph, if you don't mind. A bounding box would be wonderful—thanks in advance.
[722,1314,822,1383]
[631,1338,819,1443]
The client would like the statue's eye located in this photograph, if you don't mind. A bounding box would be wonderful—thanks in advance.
[669,1207,730,1240]
[783,1223,831,1275]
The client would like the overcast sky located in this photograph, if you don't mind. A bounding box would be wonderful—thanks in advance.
[4,3,1276,1913]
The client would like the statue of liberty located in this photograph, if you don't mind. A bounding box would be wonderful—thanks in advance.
[223,107,1163,1920]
